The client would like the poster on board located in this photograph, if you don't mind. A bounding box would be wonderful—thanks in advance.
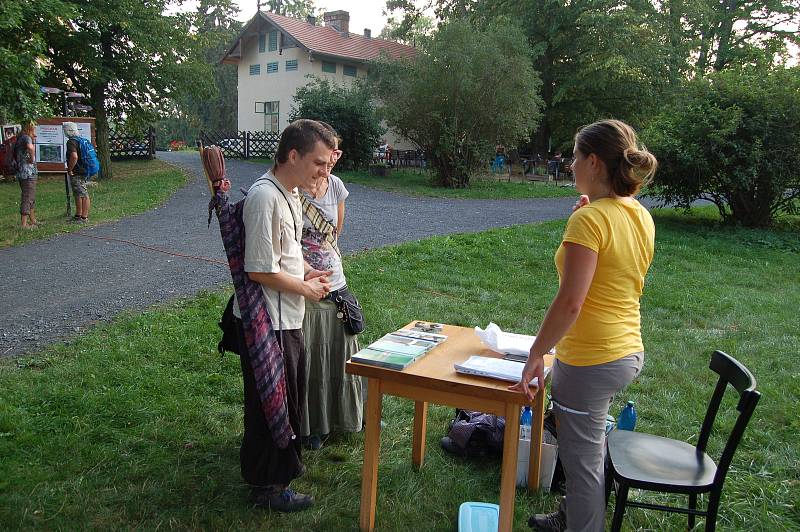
[33,117,95,174]
[34,121,92,165]
[35,124,65,164]
[3,124,21,141]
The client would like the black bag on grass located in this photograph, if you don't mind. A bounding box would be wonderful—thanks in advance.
[440,409,505,458]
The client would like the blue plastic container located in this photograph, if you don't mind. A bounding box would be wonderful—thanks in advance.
[458,502,499,532]
[617,400,637,431]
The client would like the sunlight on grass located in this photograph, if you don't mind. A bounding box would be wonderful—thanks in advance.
[338,169,576,199]
[0,160,188,248]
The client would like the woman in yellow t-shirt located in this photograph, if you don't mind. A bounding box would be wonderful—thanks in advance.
[510,119,657,532]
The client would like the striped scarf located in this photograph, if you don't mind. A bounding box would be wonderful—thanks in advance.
[209,190,293,449]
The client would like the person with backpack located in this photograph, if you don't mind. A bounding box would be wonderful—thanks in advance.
[63,121,100,223]
[14,122,39,229]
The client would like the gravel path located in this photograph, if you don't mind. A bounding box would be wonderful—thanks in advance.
[0,151,580,357]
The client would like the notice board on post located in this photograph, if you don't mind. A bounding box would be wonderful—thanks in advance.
[34,117,96,174]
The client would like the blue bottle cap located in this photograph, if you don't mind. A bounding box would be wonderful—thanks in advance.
[627,400,635,407]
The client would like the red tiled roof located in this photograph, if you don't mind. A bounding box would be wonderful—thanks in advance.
[224,11,416,64]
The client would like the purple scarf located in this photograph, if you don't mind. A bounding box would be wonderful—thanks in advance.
[210,190,293,449]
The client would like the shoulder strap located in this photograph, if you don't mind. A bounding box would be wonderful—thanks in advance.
[299,195,341,257]
[261,176,299,243]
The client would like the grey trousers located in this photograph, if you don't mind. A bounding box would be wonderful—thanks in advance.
[551,352,644,532]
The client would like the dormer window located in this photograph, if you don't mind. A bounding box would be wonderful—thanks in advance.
[268,30,278,52]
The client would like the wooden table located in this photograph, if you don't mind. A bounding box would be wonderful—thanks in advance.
[346,323,554,532]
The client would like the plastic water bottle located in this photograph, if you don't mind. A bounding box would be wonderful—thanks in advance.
[520,406,532,440]
[617,401,637,431]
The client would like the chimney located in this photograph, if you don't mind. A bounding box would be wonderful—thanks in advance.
[306,15,316,25]
[323,10,350,34]
[364,28,371,38]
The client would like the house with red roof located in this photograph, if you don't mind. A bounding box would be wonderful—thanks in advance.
[221,10,416,148]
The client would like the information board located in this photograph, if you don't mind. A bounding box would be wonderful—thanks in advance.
[33,117,96,174]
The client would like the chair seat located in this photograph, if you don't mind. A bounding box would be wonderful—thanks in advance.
[608,430,717,493]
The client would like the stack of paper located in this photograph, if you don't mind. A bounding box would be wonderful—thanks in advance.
[351,329,448,370]
[454,355,551,386]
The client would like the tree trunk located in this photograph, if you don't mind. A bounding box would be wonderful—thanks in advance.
[713,0,737,71]
[91,83,113,180]
[532,49,555,155]
[729,187,774,227]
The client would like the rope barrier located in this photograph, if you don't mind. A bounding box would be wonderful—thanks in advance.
[73,232,228,266]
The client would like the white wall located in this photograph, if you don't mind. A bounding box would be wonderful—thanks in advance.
[237,34,365,133]
[236,30,418,151]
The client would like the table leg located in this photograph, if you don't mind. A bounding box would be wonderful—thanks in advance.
[359,378,383,532]
[528,385,546,490]
[412,401,428,469]
[499,402,521,532]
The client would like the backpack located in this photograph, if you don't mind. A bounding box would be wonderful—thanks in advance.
[440,409,506,458]
[440,407,567,493]
[74,136,100,177]
[1,135,18,176]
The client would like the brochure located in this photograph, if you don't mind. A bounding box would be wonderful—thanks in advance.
[350,327,449,371]
[370,339,428,357]
[352,348,417,370]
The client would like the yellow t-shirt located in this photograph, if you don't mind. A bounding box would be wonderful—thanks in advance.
[554,198,655,366]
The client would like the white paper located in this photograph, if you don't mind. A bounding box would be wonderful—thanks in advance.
[454,355,547,386]
[475,322,537,356]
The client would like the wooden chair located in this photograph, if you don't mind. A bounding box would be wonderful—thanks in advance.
[606,350,760,532]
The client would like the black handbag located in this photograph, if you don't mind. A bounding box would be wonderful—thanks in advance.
[327,286,365,335]
[217,293,241,356]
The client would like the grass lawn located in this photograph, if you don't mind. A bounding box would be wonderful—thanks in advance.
[1,207,798,530]
[338,168,577,199]
[0,160,188,248]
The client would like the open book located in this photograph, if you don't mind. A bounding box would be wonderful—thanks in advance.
[454,355,552,387]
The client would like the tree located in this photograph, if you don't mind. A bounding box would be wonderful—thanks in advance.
[371,19,542,187]
[266,0,317,17]
[40,0,213,178]
[290,77,384,170]
[687,0,800,74]
[386,0,668,155]
[0,0,67,121]
[190,0,241,133]
[379,12,434,46]
[643,67,800,227]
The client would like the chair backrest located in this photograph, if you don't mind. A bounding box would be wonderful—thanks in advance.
[696,350,760,487]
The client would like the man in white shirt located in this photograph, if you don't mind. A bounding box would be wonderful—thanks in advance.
[236,119,335,512]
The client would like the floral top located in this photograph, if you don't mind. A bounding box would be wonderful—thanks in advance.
[301,174,349,291]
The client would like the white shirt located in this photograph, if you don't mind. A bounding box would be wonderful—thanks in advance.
[233,170,305,330]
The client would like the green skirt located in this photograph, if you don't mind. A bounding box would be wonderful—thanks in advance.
[301,297,363,436]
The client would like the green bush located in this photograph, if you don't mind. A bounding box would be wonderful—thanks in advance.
[644,67,800,227]
[370,19,543,188]
[290,76,384,170]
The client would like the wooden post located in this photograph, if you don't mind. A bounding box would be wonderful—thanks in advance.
[147,126,155,159]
